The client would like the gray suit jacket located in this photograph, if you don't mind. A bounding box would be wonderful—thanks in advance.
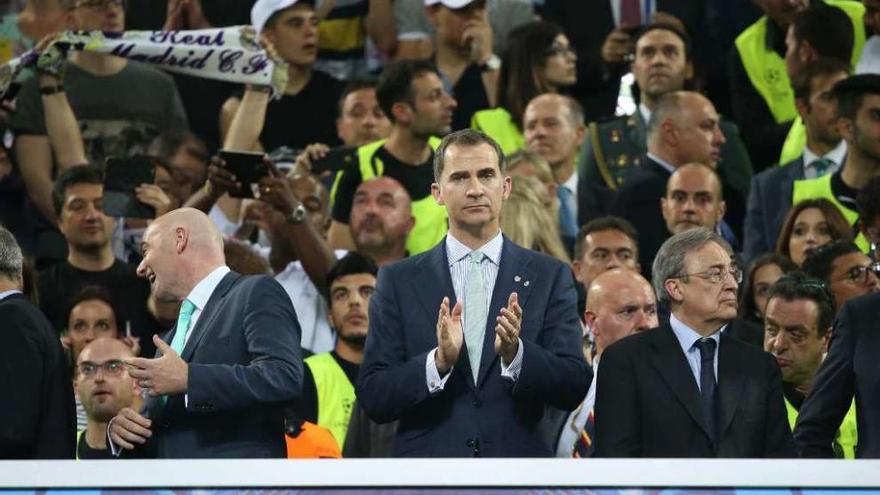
[136,272,303,458]
[742,156,804,263]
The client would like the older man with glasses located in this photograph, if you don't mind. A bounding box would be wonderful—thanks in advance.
[594,227,794,458]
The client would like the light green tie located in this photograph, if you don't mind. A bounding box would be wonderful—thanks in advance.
[162,299,196,405]
[465,251,487,384]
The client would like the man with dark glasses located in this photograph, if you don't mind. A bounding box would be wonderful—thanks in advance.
[803,240,880,311]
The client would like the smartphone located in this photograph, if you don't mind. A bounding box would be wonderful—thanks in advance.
[310,146,357,177]
[103,155,156,218]
[218,150,269,198]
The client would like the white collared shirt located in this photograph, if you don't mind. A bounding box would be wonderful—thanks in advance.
[639,102,652,125]
[561,169,579,202]
[0,289,22,301]
[425,231,524,392]
[801,140,847,179]
[646,152,677,174]
[669,313,723,390]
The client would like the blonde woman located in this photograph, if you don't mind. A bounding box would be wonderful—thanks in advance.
[501,174,570,263]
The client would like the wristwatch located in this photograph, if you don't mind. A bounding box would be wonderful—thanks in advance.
[286,204,307,224]
[479,54,501,73]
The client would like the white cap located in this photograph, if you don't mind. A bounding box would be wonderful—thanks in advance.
[251,0,307,34]
[424,0,477,8]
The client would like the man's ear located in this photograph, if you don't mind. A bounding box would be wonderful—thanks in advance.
[664,278,684,304]
[716,200,727,223]
[837,117,855,142]
[431,182,444,205]
[584,310,598,333]
[391,101,413,126]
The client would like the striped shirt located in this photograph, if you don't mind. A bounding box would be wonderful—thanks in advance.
[445,230,504,331]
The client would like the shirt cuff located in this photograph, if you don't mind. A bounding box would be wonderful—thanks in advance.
[426,348,453,394]
[500,338,524,382]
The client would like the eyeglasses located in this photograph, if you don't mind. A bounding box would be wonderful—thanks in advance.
[544,45,577,58]
[78,359,127,378]
[837,262,880,284]
[72,0,124,11]
[675,266,743,285]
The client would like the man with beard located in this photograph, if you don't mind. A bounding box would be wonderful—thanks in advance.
[349,177,415,266]
[790,74,880,253]
[286,252,378,451]
[37,165,156,357]
[74,338,142,459]
[328,59,457,256]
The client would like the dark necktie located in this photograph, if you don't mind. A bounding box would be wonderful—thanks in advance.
[620,0,642,27]
[695,338,717,442]
[811,157,834,177]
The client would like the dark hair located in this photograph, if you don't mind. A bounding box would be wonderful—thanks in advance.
[775,198,853,260]
[766,272,836,337]
[792,2,853,65]
[65,285,121,333]
[802,239,861,284]
[574,216,639,261]
[337,78,379,118]
[376,59,438,124]
[738,253,798,323]
[497,21,565,131]
[324,252,379,303]
[433,129,506,182]
[833,74,880,121]
[857,176,880,226]
[792,57,852,105]
[148,128,209,165]
[635,22,692,61]
[223,239,271,275]
[52,164,103,217]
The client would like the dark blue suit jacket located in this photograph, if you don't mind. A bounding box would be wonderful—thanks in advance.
[357,237,590,457]
[136,271,303,458]
[742,157,804,263]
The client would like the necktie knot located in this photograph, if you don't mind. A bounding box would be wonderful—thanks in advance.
[811,157,834,176]
[180,299,196,319]
[468,250,485,265]
[694,338,716,364]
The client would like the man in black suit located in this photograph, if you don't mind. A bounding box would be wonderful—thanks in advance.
[0,226,76,458]
[795,291,880,457]
[108,208,303,458]
[610,91,727,277]
[594,228,794,457]
[743,59,851,262]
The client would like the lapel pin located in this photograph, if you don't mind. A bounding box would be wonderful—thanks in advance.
[524,281,530,287]
[514,275,521,282]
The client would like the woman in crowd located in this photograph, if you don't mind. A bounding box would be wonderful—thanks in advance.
[738,253,798,325]
[500,174,569,263]
[775,199,853,267]
[472,20,577,153]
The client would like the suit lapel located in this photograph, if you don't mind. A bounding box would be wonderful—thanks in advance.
[649,324,714,442]
[180,271,240,362]
[476,238,534,387]
[633,112,648,152]
[716,332,746,438]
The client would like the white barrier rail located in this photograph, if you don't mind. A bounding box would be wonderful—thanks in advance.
[1,459,880,489]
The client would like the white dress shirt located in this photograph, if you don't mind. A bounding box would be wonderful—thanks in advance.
[180,266,232,347]
[669,313,723,390]
[556,356,599,457]
[0,289,21,301]
[801,140,847,179]
[425,231,524,392]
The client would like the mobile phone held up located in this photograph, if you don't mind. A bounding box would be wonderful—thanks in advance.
[218,150,269,199]
[103,155,156,219]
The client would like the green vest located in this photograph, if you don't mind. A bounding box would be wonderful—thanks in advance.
[76,429,84,460]
[779,117,807,166]
[471,107,525,155]
[305,353,356,449]
[735,1,865,125]
[330,138,448,255]
[785,396,858,459]
[792,173,870,252]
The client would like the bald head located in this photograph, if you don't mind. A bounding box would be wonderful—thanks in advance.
[662,163,726,235]
[523,93,586,171]
[78,337,135,365]
[647,91,725,168]
[586,268,658,356]
[350,176,414,259]
[137,208,226,303]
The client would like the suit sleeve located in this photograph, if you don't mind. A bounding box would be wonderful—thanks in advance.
[356,266,435,424]
[794,301,858,457]
[593,341,641,457]
[742,174,769,263]
[510,263,590,411]
[187,277,303,411]
[761,353,796,457]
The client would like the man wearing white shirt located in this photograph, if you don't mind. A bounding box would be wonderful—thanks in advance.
[108,208,302,458]
[523,93,586,250]
[744,59,851,262]
[357,129,588,456]
[556,268,656,457]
